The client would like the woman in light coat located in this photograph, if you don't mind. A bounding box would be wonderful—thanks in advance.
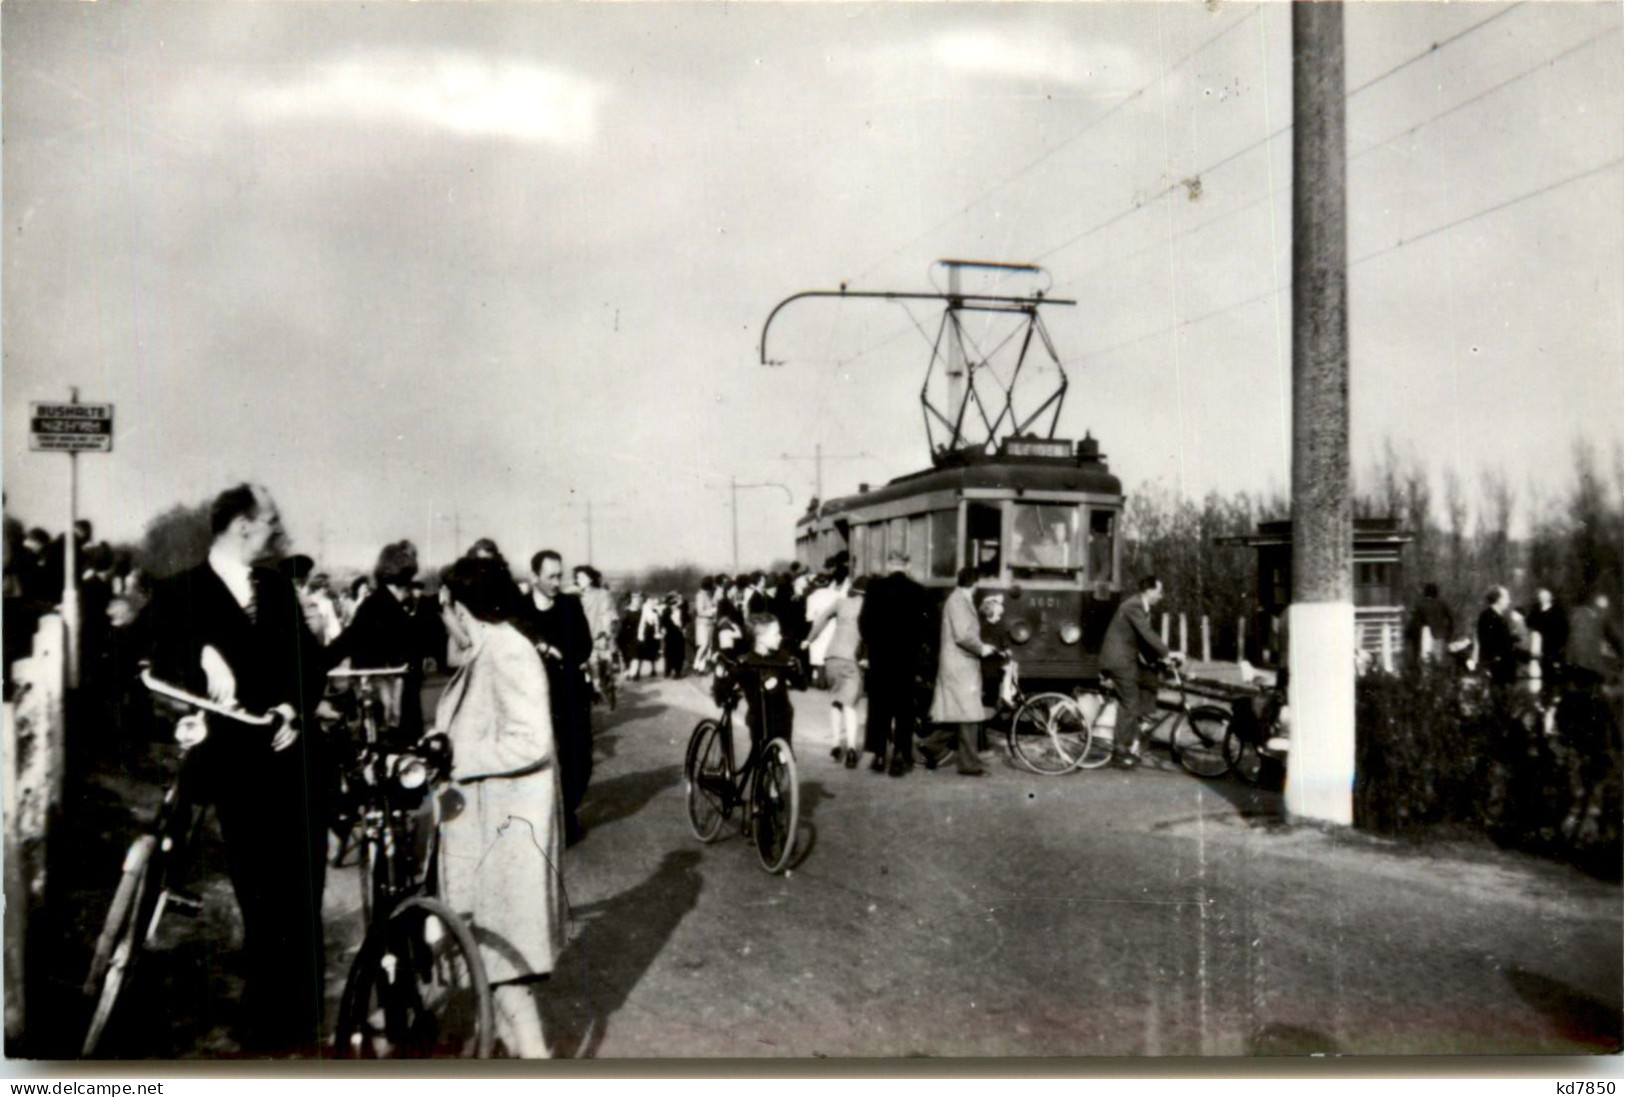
[434,555,567,1058]
[921,566,995,776]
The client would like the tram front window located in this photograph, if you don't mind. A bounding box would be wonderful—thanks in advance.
[1009,503,1085,581]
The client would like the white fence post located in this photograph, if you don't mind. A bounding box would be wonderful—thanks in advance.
[1178,613,1188,657]
[1236,616,1247,667]
[1160,613,1170,646]
[1379,620,1395,673]
[1200,615,1212,663]
[4,614,66,1047]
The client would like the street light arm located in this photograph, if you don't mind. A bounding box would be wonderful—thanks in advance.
[735,481,793,504]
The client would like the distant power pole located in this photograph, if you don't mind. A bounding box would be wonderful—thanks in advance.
[1287,1,1355,826]
[779,443,872,506]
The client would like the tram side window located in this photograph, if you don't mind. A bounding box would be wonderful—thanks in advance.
[864,523,885,576]
[966,503,1002,580]
[888,517,909,568]
[928,510,957,579]
[907,515,930,581]
[1088,509,1116,582]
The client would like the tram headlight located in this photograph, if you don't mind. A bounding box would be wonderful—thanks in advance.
[1059,623,1082,645]
[394,755,428,791]
[1009,621,1034,645]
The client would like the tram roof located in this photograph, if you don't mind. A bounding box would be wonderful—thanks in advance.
[805,455,1122,525]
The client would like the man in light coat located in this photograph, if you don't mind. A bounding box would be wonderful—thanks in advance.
[920,566,994,776]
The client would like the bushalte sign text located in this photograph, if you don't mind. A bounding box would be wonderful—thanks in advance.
[30,403,114,453]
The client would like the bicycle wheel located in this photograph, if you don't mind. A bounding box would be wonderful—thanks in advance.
[81,835,159,1057]
[334,895,494,1059]
[753,738,799,874]
[1070,691,1117,770]
[1008,693,1092,775]
[1223,725,1264,785]
[684,719,728,842]
[1173,705,1233,779]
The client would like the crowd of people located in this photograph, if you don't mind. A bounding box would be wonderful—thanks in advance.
[5,480,1618,1059]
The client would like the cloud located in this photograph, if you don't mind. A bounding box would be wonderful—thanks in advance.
[929,27,1152,90]
[242,50,603,144]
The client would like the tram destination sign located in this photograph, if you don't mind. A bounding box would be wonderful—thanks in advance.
[1001,437,1073,459]
[30,402,113,453]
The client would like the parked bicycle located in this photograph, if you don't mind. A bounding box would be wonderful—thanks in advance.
[80,670,278,1057]
[324,664,409,883]
[1224,667,1290,786]
[1008,660,1232,778]
[683,654,800,874]
[331,724,494,1058]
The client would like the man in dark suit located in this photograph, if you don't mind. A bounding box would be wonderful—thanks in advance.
[1098,575,1177,768]
[1476,586,1520,686]
[858,550,932,776]
[146,483,328,1055]
[517,548,594,845]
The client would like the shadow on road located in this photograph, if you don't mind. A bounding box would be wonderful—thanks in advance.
[1200,776,1287,825]
[541,849,704,1058]
[579,764,682,833]
[1506,967,1624,1051]
[787,779,836,872]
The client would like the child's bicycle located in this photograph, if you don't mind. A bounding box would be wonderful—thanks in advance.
[330,724,494,1058]
[683,654,800,874]
[79,670,280,1057]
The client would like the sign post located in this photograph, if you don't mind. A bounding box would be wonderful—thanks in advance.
[30,392,113,690]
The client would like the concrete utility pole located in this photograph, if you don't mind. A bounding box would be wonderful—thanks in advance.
[1288,1,1355,826]
[945,265,967,436]
[63,388,81,690]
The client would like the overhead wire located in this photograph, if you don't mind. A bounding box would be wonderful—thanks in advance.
[1028,2,1531,267]
[1055,154,1622,369]
[1056,21,1619,291]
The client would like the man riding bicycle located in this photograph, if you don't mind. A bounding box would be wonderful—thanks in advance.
[1098,574,1183,769]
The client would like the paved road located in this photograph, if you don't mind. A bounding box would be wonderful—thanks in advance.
[320,673,1619,1058]
[77,672,1619,1058]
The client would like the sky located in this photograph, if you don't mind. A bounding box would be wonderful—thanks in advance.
[4,1,1621,574]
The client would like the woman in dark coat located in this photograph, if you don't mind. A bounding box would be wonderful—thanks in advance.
[662,594,688,678]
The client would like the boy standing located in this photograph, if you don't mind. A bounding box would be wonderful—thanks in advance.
[736,612,806,753]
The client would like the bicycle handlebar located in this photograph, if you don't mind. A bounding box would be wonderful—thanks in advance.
[140,670,278,727]
[326,665,411,681]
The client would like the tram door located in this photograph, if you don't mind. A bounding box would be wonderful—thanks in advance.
[966,502,1003,579]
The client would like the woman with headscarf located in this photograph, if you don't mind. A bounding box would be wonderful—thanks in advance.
[433,555,566,1058]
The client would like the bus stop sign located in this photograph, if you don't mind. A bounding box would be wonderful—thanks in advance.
[30,402,113,453]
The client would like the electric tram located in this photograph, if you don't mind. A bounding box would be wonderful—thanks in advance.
[763,260,1124,685]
